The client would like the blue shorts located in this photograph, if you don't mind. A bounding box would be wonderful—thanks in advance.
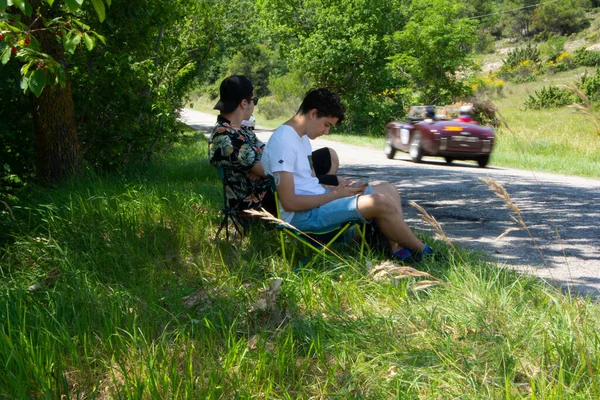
[290,186,373,232]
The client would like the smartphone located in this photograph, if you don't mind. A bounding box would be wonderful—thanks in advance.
[349,179,369,188]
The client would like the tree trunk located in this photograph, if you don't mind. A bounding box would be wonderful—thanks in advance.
[27,2,82,184]
[32,80,82,184]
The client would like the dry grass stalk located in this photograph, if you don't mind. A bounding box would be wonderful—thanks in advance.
[244,208,347,264]
[409,201,465,264]
[369,261,449,291]
[558,84,600,136]
[479,178,550,270]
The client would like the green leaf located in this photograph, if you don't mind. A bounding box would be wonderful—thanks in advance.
[0,0,7,12]
[63,32,81,54]
[90,0,105,22]
[20,75,29,92]
[28,69,47,97]
[105,0,110,6]
[44,0,54,6]
[91,31,106,45]
[0,46,10,65]
[83,32,94,51]
[64,0,81,12]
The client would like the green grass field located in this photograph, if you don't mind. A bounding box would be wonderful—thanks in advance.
[2,133,600,398]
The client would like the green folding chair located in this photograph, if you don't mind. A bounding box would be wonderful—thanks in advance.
[267,175,369,268]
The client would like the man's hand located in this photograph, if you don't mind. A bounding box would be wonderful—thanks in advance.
[247,171,264,182]
[336,176,350,187]
[332,180,367,198]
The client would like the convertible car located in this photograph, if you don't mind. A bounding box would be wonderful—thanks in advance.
[384,106,496,167]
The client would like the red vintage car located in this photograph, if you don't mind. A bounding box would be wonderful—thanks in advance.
[384,106,496,167]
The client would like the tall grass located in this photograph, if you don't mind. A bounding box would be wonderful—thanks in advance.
[1,135,600,398]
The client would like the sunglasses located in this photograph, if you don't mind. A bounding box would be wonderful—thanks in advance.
[249,96,259,105]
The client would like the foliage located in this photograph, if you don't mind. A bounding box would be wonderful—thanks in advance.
[498,43,542,82]
[503,43,541,68]
[523,67,600,110]
[573,46,600,67]
[226,44,285,97]
[542,52,575,75]
[523,85,577,110]
[469,72,505,97]
[576,67,600,103]
[499,0,539,38]
[531,0,591,36]
[474,30,496,54]
[0,58,34,190]
[0,0,108,96]
[537,34,567,61]
[1,0,252,182]
[471,96,500,127]
[259,71,312,120]
[388,0,477,105]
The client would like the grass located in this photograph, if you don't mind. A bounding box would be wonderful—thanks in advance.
[2,133,600,398]
[489,66,600,177]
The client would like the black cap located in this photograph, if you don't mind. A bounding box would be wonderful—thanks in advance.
[213,75,253,113]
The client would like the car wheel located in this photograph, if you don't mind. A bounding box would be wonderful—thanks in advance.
[477,155,490,168]
[409,132,423,163]
[444,157,454,164]
[384,132,397,159]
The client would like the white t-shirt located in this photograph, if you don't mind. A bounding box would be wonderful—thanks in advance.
[262,124,326,222]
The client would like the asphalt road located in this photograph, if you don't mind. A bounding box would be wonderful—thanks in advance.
[181,108,600,297]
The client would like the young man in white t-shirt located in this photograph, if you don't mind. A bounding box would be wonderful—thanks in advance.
[262,88,433,261]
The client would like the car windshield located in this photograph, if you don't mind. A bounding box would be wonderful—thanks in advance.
[407,106,459,121]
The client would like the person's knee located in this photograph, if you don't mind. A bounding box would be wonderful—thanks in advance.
[359,193,396,217]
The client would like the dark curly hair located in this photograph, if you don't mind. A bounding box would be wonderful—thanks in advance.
[297,88,345,124]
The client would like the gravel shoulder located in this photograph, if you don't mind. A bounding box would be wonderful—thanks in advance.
[181,108,600,297]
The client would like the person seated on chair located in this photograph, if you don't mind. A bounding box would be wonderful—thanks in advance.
[209,75,341,215]
[261,88,433,261]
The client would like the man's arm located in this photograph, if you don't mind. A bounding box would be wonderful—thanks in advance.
[275,171,364,212]
[249,160,266,178]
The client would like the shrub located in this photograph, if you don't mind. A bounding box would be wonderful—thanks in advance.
[503,43,541,68]
[523,86,577,110]
[470,96,501,127]
[498,44,542,82]
[474,31,496,54]
[545,52,576,73]
[469,73,505,97]
[577,67,600,103]
[573,47,600,67]
[259,98,295,120]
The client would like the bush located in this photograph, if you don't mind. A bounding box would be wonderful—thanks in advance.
[470,96,501,127]
[469,74,505,97]
[523,86,577,109]
[573,47,600,67]
[474,31,496,54]
[577,67,600,103]
[498,44,542,82]
[259,98,295,120]
[503,43,541,68]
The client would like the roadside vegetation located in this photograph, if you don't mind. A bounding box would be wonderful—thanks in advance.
[2,133,600,398]
[3,0,600,397]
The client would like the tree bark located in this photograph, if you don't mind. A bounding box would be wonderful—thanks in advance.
[27,2,82,184]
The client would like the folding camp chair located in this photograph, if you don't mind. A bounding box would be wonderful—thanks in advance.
[214,166,249,241]
[267,175,369,267]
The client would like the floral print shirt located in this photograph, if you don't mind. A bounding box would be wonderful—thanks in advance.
[209,115,270,211]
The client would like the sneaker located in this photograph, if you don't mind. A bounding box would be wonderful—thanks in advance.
[392,244,434,262]
[392,247,414,261]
